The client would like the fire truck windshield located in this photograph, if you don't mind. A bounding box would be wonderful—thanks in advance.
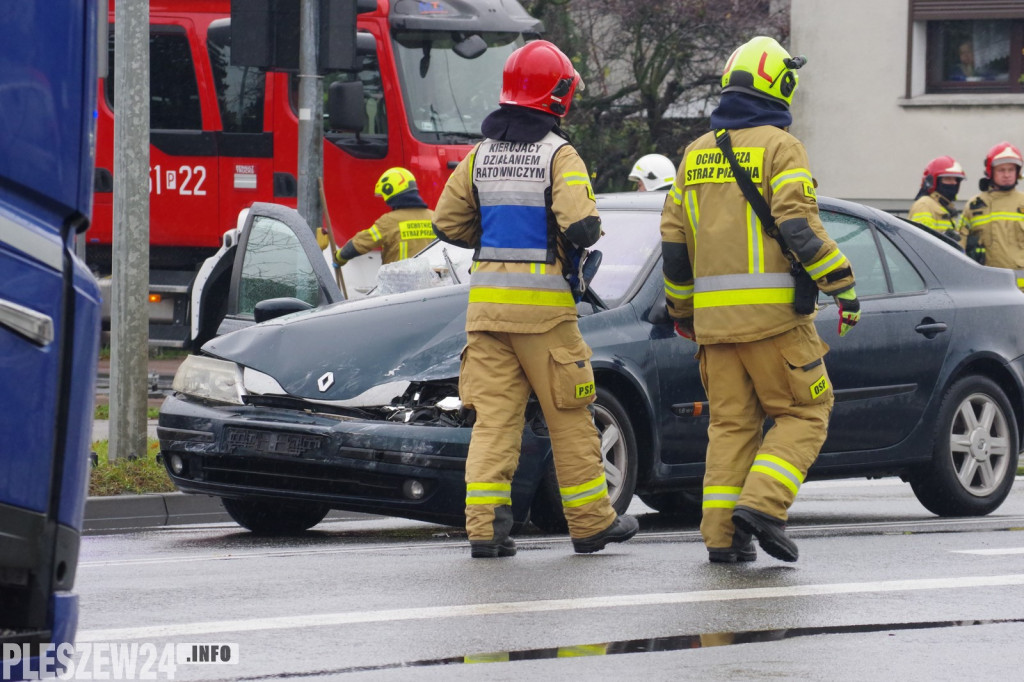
[392,31,524,143]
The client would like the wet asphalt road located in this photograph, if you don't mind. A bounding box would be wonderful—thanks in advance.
[74,479,1024,680]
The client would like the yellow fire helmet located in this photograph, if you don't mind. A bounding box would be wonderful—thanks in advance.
[721,36,806,108]
[374,167,417,201]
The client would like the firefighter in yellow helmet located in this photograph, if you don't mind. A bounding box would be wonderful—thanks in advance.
[433,39,638,558]
[959,142,1024,289]
[332,167,435,267]
[908,156,966,241]
[659,36,858,563]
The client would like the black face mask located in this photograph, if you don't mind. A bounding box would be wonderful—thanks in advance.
[936,180,960,202]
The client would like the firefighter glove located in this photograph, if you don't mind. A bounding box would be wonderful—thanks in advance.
[834,288,860,337]
[965,234,986,264]
[316,227,331,251]
[674,319,695,341]
[333,248,348,268]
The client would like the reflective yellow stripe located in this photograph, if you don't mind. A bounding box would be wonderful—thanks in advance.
[466,481,512,506]
[747,203,764,273]
[910,212,936,228]
[465,652,510,663]
[694,288,795,308]
[670,183,683,206]
[702,485,742,510]
[369,225,382,241]
[750,453,804,495]
[529,262,547,275]
[399,242,408,260]
[560,474,608,508]
[684,189,699,233]
[770,168,813,191]
[806,249,848,280]
[558,645,608,657]
[971,212,1024,226]
[563,171,594,198]
[469,287,576,307]
[664,278,694,301]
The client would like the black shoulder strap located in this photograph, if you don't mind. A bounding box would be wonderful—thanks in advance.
[714,129,796,267]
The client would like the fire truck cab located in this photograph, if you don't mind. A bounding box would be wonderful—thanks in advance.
[90,0,541,348]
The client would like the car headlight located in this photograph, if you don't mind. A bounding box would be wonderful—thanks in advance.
[172,355,245,405]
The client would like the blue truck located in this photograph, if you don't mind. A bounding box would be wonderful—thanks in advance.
[0,1,101,678]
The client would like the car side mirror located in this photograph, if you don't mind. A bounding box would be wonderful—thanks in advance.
[648,302,671,325]
[327,80,366,133]
[254,297,314,323]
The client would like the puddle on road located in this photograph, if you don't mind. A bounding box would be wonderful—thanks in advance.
[226,617,1024,678]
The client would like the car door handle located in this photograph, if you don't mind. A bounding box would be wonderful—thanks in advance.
[915,321,948,338]
[0,297,54,346]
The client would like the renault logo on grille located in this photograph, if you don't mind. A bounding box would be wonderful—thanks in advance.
[318,372,335,392]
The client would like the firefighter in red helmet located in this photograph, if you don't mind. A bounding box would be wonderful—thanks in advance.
[960,142,1024,288]
[908,156,965,241]
[432,40,638,558]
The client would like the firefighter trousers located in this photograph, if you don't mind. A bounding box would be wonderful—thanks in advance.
[697,323,833,550]
[459,321,617,541]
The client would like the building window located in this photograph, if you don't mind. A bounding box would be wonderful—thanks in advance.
[909,0,1024,96]
[927,19,1022,92]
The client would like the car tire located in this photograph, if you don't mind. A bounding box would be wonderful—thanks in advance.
[221,497,330,534]
[910,375,1019,516]
[529,388,639,534]
[638,490,703,523]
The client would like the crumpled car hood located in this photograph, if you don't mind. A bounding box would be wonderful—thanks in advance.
[202,285,470,401]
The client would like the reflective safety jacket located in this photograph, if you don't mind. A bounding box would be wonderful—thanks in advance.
[660,125,856,344]
[345,207,435,264]
[909,192,959,238]
[433,131,599,333]
[959,188,1024,282]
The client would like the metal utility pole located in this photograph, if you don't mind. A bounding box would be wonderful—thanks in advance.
[297,0,323,234]
[109,0,150,461]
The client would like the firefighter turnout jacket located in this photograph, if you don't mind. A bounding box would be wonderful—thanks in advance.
[909,191,959,238]
[433,130,600,334]
[433,128,616,543]
[660,125,856,343]
[959,188,1024,287]
[339,207,435,265]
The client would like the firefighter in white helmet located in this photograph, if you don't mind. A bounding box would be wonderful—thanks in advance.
[628,154,676,191]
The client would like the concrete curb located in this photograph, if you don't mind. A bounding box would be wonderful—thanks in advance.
[84,492,232,532]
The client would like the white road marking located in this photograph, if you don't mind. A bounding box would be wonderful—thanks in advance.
[76,573,1024,642]
[953,548,1024,555]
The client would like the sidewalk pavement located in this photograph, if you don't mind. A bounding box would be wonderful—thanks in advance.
[83,492,384,533]
[84,492,233,532]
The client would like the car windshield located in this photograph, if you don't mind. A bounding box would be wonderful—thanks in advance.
[391,30,524,143]
[382,205,661,307]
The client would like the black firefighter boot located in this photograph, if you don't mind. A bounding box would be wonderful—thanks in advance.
[707,527,757,563]
[732,506,798,562]
[470,505,517,558]
[572,514,639,554]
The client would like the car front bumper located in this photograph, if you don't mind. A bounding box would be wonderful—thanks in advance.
[156,394,546,527]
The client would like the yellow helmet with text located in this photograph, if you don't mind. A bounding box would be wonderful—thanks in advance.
[374,167,417,201]
[721,36,806,108]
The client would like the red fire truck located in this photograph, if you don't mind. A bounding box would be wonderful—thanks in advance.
[89,0,540,347]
